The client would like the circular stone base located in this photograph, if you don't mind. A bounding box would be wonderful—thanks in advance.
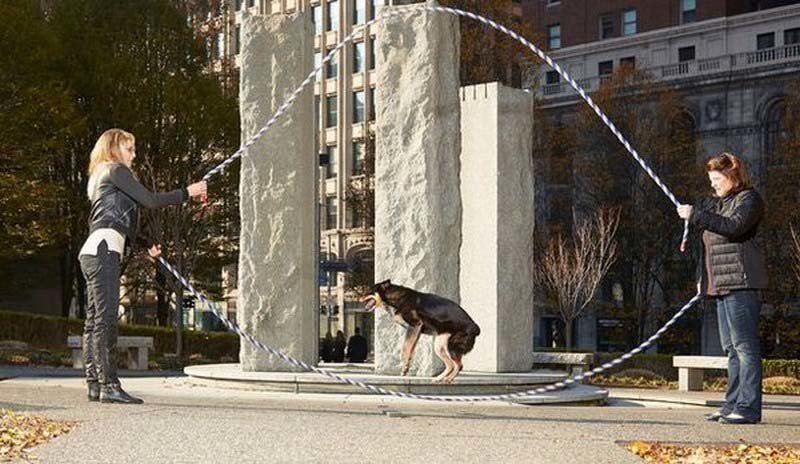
[184,363,608,405]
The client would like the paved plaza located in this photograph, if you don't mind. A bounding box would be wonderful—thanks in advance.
[1,367,798,463]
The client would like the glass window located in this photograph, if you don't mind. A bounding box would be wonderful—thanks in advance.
[678,46,695,62]
[326,94,338,128]
[234,25,241,55]
[368,38,375,70]
[598,60,613,76]
[545,71,560,85]
[315,51,322,77]
[326,197,338,230]
[327,0,339,32]
[682,0,696,24]
[326,145,338,178]
[351,204,362,229]
[248,0,255,7]
[353,42,365,73]
[765,101,786,165]
[620,56,636,69]
[622,9,636,36]
[786,27,800,45]
[314,96,321,136]
[326,49,338,79]
[353,90,365,123]
[600,14,614,40]
[368,87,375,121]
[354,0,366,25]
[235,0,243,11]
[313,5,323,35]
[757,32,775,50]
[352,141,364,173]
[369,0,381,21]
[548,24,561,49]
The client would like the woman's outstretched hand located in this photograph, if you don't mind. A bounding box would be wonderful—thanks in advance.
[187,181,208,199]
[147,244,162,260]
[677,204,693,220]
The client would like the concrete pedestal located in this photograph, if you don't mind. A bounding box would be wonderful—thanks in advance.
[460,82,535,373]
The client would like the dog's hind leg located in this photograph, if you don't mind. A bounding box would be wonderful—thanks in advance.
[432,334,455,384]
[444,355,463,383]
[400,322,423,376]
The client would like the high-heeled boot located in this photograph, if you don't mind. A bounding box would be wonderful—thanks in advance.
[100,384,144,404]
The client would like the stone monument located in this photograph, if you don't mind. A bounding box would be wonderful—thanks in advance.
[373,3,461,376]
[238,11,318,372]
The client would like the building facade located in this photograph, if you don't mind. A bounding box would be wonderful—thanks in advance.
[526,0,800,351]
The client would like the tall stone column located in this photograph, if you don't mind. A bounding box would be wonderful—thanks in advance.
[373,4,461,376]
[460,82,534,373]
[238,12,317,372]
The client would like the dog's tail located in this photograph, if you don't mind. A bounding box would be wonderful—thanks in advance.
[448,324,480,358]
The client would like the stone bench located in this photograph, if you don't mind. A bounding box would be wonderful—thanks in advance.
[673,355,728,391]
[68,335,154,371]
[532,352,594,382]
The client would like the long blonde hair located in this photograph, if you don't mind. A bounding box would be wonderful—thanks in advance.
[88,129,135,176]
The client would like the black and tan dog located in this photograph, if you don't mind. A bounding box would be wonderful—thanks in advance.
[362,280,480,383]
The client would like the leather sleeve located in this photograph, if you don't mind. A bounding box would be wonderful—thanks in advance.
[689,190,763,240]
[109,164,187,209]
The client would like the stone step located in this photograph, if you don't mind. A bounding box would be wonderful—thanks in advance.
[184,363,608,405]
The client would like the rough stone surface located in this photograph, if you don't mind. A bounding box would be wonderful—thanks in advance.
[460,83,534,373]
[238,12,317,372]
[373,4,461,376]
[531,352,594,365]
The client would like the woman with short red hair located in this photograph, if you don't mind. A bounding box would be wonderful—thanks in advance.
[677,152,768,425]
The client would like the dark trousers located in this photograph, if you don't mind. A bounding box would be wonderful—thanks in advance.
[716,289,763,421]
[79,240,121,386]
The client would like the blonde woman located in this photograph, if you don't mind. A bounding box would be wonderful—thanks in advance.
[79,129,206,404]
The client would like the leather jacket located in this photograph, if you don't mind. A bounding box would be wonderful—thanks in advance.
[87,163,187,247]
[691,188,769,293]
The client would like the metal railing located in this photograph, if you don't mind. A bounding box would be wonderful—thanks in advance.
[539,43,800,99]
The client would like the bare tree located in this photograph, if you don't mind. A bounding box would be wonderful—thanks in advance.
[569,67,703,343]
[536,208,621,349]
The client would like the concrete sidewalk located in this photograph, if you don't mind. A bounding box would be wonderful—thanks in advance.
[608,387,800,410]
[1,366,799,464]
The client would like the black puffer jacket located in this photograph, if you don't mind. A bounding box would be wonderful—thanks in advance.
[691,188,768,293]
[88,163,187,246]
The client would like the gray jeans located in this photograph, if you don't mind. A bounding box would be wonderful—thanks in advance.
[79,240,121,386]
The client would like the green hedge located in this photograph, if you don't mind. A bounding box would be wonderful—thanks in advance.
[763,359,800,379]
[594,352,800,381]
[0,310,238,360]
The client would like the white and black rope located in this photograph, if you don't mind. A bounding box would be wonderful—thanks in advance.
[157,4,701,402]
